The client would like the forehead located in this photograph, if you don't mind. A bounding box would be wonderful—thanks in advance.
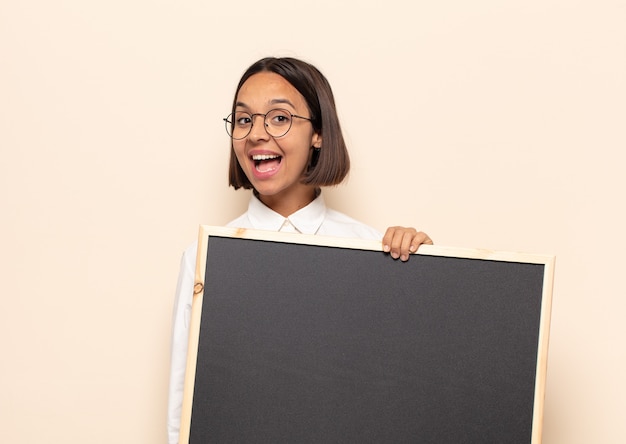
[236,72,307,111]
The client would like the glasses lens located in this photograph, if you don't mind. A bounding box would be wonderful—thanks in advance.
[225,112,252,139]
[265,109,293,138]
[224,114,234,138]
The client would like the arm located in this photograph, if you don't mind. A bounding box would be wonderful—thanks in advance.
[382,226,433,262]
[167,247,196,444]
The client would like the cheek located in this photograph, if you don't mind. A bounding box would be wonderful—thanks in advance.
[232,142,247,162]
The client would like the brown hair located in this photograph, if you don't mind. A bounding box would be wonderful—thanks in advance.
[228,57,350,190]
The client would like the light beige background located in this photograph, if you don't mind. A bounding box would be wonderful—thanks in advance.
[1,1,624,443]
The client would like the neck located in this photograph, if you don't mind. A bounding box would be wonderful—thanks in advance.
[258,186,318,217]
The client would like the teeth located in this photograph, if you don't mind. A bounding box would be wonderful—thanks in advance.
[252,154,280,161]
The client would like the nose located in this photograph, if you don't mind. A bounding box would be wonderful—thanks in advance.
[248,113,270,141]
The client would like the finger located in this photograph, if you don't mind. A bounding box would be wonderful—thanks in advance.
[399,230,415,261]
[409,232,434,253]
[382,227,398,253]
[390,228,416,260]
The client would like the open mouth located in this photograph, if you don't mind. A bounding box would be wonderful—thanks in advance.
[252,153,282,173]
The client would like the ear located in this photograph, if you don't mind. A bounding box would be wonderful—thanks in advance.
[311,132,322,149]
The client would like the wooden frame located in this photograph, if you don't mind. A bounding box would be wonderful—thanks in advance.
[179,226,555,443]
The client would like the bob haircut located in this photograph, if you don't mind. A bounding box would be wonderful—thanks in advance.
[228,57,350,190]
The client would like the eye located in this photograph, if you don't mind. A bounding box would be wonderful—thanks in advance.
[268,109,292,126]
[234,112,252,127]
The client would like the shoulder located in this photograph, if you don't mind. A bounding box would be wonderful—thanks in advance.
[226,212,251,228]
[319,207,383,241]
[226,196,257,229]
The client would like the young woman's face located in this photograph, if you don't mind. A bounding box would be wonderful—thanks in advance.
[232,72,321,208]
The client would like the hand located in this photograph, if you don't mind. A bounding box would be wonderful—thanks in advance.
[382,226,433,262]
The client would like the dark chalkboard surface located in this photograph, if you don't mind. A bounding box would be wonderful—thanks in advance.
[179,226,554,444]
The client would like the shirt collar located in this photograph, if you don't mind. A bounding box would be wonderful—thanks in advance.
[247,192,327,235]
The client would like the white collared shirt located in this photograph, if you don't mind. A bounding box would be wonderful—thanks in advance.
[167,193,382,444]
[228,192,382,238]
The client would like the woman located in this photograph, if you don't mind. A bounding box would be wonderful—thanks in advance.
[167,57,432,443]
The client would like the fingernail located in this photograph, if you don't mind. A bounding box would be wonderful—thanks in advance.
[383,245,390,252]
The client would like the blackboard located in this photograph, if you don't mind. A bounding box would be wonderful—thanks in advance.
[179,226,554,444]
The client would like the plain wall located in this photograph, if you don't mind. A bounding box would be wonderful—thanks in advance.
[1,1,624,443]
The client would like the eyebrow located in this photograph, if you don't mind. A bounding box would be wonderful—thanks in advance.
[235,98,297,110]
[270,98,296,108]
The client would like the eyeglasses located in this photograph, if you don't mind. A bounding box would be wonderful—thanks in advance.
[223,108,312,140]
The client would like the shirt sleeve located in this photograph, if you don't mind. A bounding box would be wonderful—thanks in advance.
[167,246,196,444]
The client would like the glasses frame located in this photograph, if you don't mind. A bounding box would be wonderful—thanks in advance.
[223,108,312,140]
